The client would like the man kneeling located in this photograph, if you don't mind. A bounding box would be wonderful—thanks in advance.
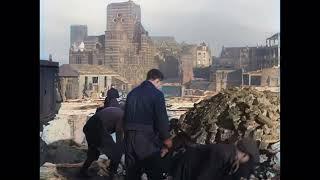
[79,107,124,178]
[164,137,260,180]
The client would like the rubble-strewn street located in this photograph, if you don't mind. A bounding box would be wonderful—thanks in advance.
[41,0,280,178]
[171,87,280,179]
[42,100,100,145]
[40,88,280,180]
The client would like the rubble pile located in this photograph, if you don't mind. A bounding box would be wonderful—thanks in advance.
[45,140,87,164]
[40,161,113,180]
[172,87,280,179]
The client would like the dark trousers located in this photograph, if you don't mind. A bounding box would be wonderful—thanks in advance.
[81,133,123,175]
[124,130,162,180]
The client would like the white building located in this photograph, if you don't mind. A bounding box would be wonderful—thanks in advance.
[195,42,212,67]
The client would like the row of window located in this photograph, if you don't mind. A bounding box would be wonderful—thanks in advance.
[198,52,206,55]
[75,56,105,65]
[76,56,81,64]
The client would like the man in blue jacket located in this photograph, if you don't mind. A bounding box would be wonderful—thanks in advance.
[124,69,172,180]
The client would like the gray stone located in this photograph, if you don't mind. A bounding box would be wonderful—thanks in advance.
[259,154,268,163]
[259,141,269,150]
[266,171,275,178]
[272,152,280,169]
[253,129,264,141]
[262,125,271,135]
[271,142,280,152]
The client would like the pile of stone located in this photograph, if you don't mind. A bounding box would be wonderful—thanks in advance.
[172,87,280,179]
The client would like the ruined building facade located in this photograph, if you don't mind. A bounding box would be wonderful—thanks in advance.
[59,64,131,100]
[69,35,106,66]
[218,33,280,72]
[195,42,212,68]
[211,33,280,92]
[69,1,157,87]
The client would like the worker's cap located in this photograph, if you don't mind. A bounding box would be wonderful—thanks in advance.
[236,137,260,164]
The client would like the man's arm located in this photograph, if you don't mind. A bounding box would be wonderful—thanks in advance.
[115,109,124,145]
[115,121,124,145]
[154,93,171,143]
[115,89,120,98]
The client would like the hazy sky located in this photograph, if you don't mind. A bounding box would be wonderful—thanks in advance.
[40,0,280,64]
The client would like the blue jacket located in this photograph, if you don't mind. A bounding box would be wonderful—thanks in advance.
[124,80,170,141]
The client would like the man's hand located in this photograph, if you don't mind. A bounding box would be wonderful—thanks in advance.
[163,138,172,149]
[160,147,169,158]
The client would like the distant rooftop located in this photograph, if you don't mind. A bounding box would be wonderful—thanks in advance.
[84,36,98,42]
[108,0,139,7]
[151,36,176,41]
[40,60,59,67]
[267,32,280,40]
[59,64,118,77]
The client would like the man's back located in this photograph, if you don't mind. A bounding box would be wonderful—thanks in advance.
[125,81,161,129]
[84,107,124,144]
[96,107,124,134]
[124,69,172,180]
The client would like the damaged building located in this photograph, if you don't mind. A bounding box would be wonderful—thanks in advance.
[40,60,62,130]
[179,53,194,85]
[242,67,280,87]
[151,36,181,57]
[69,0,158,87]
[69,35,106,65]
[158,56,180,81]
[153,40,198,97]
[217,33,280,72]
[195,42,212,68]
[210,33,280,92]
[59,64,131,100]
[152,36,182,82]
[213,69,242,92]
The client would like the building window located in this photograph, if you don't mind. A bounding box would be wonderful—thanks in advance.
[92,77,98,84]
[76,56,81,64]
[88,52,93,64]
[198,52,201,55]
[122,84,126,91]
[104,76,107,88]
[251,76,261,86]
[85,76,88,89]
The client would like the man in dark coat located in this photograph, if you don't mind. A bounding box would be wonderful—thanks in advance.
[79,107,124,178]
[167,137,259,180]
[123,69,172,180]
[104,84,120,108]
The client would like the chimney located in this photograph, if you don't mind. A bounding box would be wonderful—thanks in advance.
[49,54,52,62]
